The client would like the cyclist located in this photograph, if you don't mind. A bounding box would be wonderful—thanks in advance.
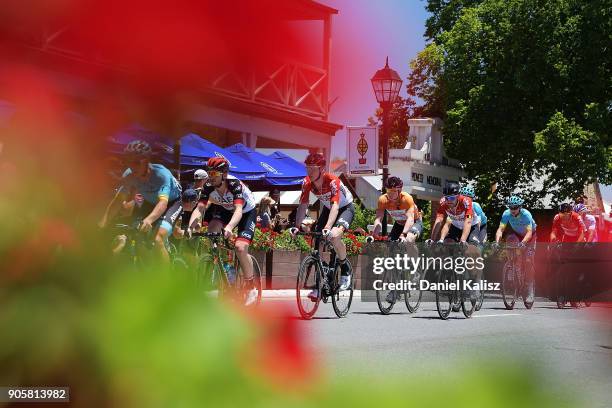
[172,189,199,239]
[493,195,538,303]
[292,152,355,299]
[372,176,422,243]
[199,157,258,306]
[574,203,597,243]
[550,203,585,243]
[459,185,488,244]
[99,140,182,262]
[431,182,480,246]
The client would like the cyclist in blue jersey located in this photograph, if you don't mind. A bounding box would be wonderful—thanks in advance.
[99,140,182,262]
[494,195,537,302]
[459,186,488,243]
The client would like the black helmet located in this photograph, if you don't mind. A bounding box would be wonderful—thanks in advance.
[386,176,403,189]
[443,181,460,196]
[559,203,572,213]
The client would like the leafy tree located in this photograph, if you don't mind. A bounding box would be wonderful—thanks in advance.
[407,0,611,209]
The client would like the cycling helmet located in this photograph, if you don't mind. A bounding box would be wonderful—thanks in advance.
[207,157,229,172]
[442,181,460,196]
[124,140,152,157]
[193,169,208,180]
[559,202,573,213]
[304,152,326,167]
[386,176,403,189]
[506,195,524,207]
[182,189,198,202]
[573,203,588,214]
[459,185,475,198]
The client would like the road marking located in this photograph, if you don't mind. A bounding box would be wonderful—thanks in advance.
[473,313,522,318]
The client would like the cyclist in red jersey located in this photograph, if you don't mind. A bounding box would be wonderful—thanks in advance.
[292,152,355,298]
[550,203,586,243]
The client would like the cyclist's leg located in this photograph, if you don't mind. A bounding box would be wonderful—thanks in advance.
[204,204,225,233]
[444,224,461,244]
[235,209,257,281]
[330,204,355,290]
[154,200,183,262]
[405,219,422,244]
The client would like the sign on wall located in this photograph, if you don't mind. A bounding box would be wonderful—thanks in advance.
[347,126,378,176]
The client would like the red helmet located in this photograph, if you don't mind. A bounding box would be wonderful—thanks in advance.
[207,157,229,172]
[304,152,326,167]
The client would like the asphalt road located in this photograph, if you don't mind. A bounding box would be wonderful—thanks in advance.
[266,296,612,408]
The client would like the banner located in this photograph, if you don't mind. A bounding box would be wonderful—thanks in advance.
[347,126,378,176]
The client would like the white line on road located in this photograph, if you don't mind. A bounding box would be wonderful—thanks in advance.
[473,313,522,318]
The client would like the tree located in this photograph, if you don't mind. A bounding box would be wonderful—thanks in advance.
[407,0,612,208]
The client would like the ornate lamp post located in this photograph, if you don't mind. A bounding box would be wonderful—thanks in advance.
[371,57,402,235]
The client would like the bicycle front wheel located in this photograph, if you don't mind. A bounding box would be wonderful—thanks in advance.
[502,261,517,310]
[235,254,263,307]
[376,268,398,315]
[435,269,453,320]
[404,269,422,313]
[331,260,354,318]
[296,255,322,320]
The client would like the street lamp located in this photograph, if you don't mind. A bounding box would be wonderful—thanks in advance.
[371,57,402,235]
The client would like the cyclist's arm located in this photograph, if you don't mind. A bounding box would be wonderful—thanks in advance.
[550,230,558,242]
[577,229,585,242]
[460,217,471,242]
[324,201,340,230]
[440,218,451,240]
[144,198,168,225]
[401,207,416,236]
[431,214,445,240]
[189,202,207,229]
[587,227,595,242]
[372,209,385,235]
[495,224,506,243]
[226,202,243,231]
[522,227,533,243]
[295,203,308,229]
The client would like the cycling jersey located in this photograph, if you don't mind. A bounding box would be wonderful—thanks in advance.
[552,212,585,239]
[437,195,477,228]
[582,214,598,242]
[500,208,537,236]
[199,175,256,213]
[472,202,487,225]
[119,163,181,204]
[300,172,353,209]
[377,192,420,223]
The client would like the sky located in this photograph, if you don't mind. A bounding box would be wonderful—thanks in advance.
[324,0,429,158]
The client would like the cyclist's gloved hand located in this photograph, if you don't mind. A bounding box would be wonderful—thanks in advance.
[459,240,469,249]
[491,241,500,251]
[140,219,153,233]
[289,227,300,237]
[425,239,434,247]
[365,235,375,244]
[518,242,526,249]
[222,227,233,239]
[321,228,331,237]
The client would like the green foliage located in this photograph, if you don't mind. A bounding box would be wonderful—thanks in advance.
[351,203,377,231]
[416,199,432,238]
[408,0,612,205]
[273,229,310,252]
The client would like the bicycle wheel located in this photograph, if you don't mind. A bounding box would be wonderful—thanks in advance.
[404,269,422,313]
[556,269,567,309]
[235,254,262,306]
[461,276,476,318]
[171,256,189,274]
[296,255,322,320]
[501,260,517,310]
[435,269,453,320]
[523,263,534,310]
[475,287,485,311]
[197,255,219,291]
[331,260,354,318]
[376,268,398,315]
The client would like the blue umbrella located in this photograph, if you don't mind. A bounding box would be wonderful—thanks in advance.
[227,144,306,185]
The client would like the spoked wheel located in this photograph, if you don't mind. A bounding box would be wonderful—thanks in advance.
[235,255,263,307]
[475,288,485,311]
[436,269,453,320]
[556,270,567,309]
[376,269,398,315]
[404,269,422,313]
[570,301,580,308]
[520,264,534,310]
[331,260,354,318]
[198,255,219,292]
[296,255,322,319]
[502,261,517,310]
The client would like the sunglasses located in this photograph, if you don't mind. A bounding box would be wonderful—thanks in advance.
[445,195,458,202]
[509,205,521,211]
[386,188,401,193]
[207,170,223,177]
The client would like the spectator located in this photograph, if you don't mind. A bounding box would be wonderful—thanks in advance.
[269,189,281,217]
[258,196,275,229]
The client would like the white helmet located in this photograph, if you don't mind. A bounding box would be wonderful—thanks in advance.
[194,169,208,180]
